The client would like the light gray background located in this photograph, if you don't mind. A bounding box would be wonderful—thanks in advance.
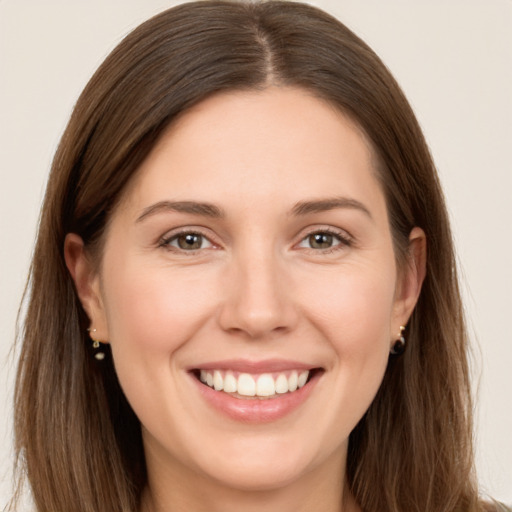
[1,0,511,506]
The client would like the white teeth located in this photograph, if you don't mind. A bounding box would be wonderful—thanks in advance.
[256,374,275,396]
[198,369,311,397]
[213,370,223,391]
[237,373,256,396]
[288,371,298,392]
[298,370,309,388]
[275,374,289,394]
[223,371,237,393]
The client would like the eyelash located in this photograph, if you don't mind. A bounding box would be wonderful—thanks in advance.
[158,227,353,254]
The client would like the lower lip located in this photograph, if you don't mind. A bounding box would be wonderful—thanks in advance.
[190,371,321,423]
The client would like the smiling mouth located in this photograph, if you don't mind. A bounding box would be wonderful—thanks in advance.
[191,368,322,399]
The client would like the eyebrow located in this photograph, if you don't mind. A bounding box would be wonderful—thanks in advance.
[136,200,225,223]
[290,197,373,219]
[136,196,372,223]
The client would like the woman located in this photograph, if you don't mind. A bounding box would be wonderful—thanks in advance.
[11,1,509,511]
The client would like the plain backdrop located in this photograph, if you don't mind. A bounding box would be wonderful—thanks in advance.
[1,0,511,507]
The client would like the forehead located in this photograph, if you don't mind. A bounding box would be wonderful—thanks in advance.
[120,86,385,218]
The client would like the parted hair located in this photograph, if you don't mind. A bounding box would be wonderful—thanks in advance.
[13,1,493,511]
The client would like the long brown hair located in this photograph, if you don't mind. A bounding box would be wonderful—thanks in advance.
[13,1,489,510]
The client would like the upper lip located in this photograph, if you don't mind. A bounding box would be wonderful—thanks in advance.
[188,359,319,373]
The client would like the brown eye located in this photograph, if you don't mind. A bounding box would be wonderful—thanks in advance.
[177,233,203,250]
[297,230,349,252]
[164,232,213,251]
[308,233,335,249]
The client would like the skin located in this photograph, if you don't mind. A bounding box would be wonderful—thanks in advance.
[66,87,426,512]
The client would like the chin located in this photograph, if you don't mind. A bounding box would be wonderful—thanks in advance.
[185,430,340,493]
[200,456,312,492]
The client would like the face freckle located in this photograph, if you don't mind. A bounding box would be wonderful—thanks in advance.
[94,86,413,496]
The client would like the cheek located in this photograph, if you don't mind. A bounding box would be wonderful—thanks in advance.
[102,259,219,356]
[99,259,221,430]
[298,263,396,354]
[301,263,395,410]
[317,273,394,412]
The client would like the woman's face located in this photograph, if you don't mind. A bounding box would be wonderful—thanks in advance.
[72,87,423,495]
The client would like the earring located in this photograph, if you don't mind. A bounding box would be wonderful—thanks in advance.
[87,328,105,360]
[390,325,406,355]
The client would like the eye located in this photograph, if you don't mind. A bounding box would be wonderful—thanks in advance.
[161,231,213,251]
[297,229,351,251]
[305,232,338,249]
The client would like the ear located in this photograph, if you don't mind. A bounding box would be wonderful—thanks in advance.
[392,227,427,334]
[64,233,109,342]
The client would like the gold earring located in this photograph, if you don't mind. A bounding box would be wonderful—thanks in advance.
[87,328,105,360]
[390,325,406,356]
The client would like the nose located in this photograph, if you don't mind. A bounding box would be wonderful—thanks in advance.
[217,248,299,339]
